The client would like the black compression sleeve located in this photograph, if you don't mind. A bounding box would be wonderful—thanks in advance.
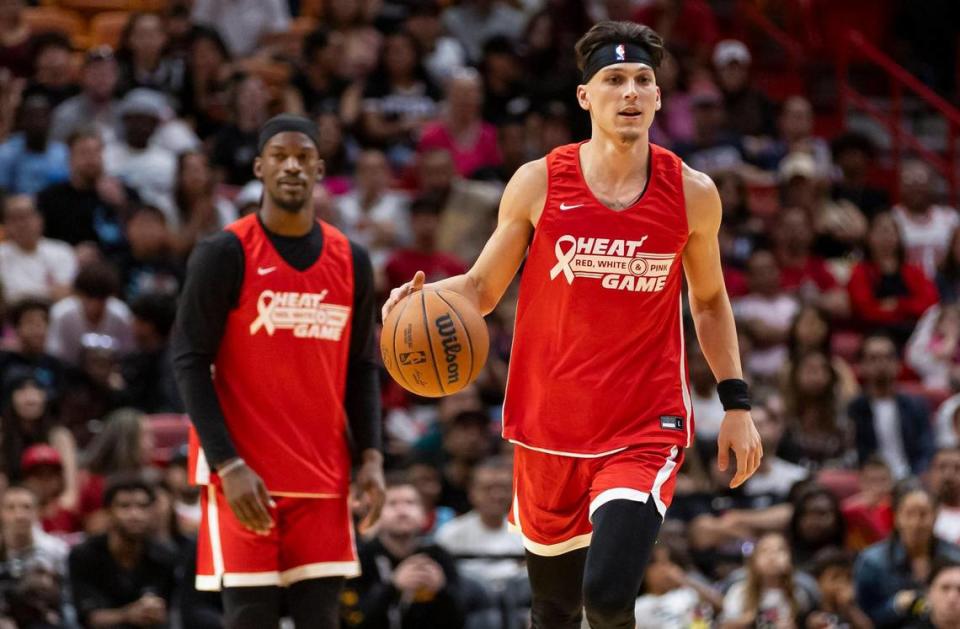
[345,242,382,461]
[171,232,245,468]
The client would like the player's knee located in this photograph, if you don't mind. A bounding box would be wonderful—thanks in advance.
[582,572,636,626]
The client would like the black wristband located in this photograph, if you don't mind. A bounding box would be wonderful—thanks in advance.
[717,378,751,411]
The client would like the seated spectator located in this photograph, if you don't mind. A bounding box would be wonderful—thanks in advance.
[632,0,718,68]
[0,91,69,196]
[47,263,134,367]
[831,131,889,219]
[36,129,129,255]
[291,28,355,120]
[779,350,854,469]
[442,0,525,64]
[848,334,935,479]
[672,81,745,175]
[436,457,524,589]
[405,0,467,87]
[171,150,237,256]
[848,213,938,342]
[417,148,501,264]
[936,227,960,304]
[750,96,831,176]
[179,26,232,141]
[771,206,848,317]
[714,39,773,138]
[103,90,178,222]
[930,447,960,545]
[58,336,128,448]
[384,194,468,294]
[687,340,725,441]
[789,486,848,570]
[49,47,122,145]
[190,0,290,58]
[319,0,381,79]
[341,476,466,629]
[720,531,818,628]
[648,53,695,149]
[210,73,269,186]
[0,0,31,79]
[906,304,960,390]
[3,559,67,629]
[115,206,183,301]
[842,456,895,551]
[854,483,960,629]
[0,299,65,394]
[742,400,809,501]
[20,445,85,538]
[714,169,760,275]
[408,461,456,537]
[732,249,799,381]
[934,394,960,448]
[315,111,356,194]
[115,13,185,100]
[786,305,859,398]
[807,548,874,629]
[26,33,79,108]
[68,475,177,629]
[358,31,441,170]
[909,559,960,629]
[892,160,960,278]
[0,194,76,304]
[0,486,69,583]
[121,293,182,414]
[335,149,411,272]
[634,544,722,628]
[418,68,501,179]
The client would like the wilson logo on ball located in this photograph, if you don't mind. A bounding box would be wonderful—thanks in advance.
[435,314,462,384]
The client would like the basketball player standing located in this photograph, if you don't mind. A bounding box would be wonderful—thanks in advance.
[383,22,762,628]
[173,115,385,628]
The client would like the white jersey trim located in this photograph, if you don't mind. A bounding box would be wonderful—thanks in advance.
[678,294,693,447]
[280,561,361,585]
[650,446,680,517]
[589,488,650,522]
[508,439,628,458]
[510,493,592,556]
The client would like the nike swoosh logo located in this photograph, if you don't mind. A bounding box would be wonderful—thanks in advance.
[257,266,277,276]
[559,203,584,211]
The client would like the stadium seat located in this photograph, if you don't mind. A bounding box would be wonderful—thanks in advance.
[816,468,861,501]
[89,11,130,49]
[21,7,86,46]
[146,413,191,465]
[56,0,130,17]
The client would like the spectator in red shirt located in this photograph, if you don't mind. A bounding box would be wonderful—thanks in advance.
[418,67,501,179]
[848,212,939,342]
[842,456,895,551]
[773,206,848,318]
[384,194,467,294]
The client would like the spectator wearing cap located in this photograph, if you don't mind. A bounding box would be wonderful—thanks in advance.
[49,47,121,145]
[46,262,134,367]
[419,68,502,179]
[68,475,177,629]
[103,89,179,224]
[19,444,86,538]
[712,38,776,139]
[405,0,468,86]
[0,194,77,304]
[115,12,185,102]
[442,0,525,64]
[190,0,290,58]
[26,33,80,109]
[831,131,890,219]
[35,128,130,255]
[1,373,78,507]
[0,299,65,395]
[779,151,868,260]
[0,91,69,194]
[384,194,468,294]
[891,160,960,279]
[0,485,69,588]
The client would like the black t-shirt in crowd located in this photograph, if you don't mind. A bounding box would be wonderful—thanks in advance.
[210,125,259,186]
[171,216,381,468]
[36,181,127,254]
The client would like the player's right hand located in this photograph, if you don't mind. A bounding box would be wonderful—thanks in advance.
[219,460,275,535]
[382,270,425,322]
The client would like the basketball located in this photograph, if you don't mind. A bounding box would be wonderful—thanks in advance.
[381,289,489,398]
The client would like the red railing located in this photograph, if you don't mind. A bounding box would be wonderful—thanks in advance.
[837,29,960,205]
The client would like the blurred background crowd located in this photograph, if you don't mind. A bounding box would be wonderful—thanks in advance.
[2,0,960,627]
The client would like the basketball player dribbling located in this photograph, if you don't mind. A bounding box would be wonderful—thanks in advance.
[383,21,763,629]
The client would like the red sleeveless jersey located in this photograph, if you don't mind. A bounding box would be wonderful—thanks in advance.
[189,214,354,495]
[502,142,694,456]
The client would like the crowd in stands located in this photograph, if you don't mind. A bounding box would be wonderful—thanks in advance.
[2,0,960,627]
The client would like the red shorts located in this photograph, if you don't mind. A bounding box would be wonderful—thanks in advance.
[508,443,684,556]
[195,485,359,591]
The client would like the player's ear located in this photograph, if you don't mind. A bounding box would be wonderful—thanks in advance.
[316,159,325,180]
[656,86,662,111]
[576,84,590,111]
[253,156,262,179]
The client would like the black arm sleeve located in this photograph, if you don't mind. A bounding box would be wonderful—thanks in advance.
[345,242,382,462]
[171,232,244,468]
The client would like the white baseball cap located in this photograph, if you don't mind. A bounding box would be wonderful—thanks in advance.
[713,40,751,67]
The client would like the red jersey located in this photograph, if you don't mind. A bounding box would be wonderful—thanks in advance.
[502,142,693,455]
[189,215,354,496]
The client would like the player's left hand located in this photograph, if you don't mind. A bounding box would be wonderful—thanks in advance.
[717,409,762,489]
[355,449,386,534]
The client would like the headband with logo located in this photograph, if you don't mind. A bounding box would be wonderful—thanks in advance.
[582,43,657,84]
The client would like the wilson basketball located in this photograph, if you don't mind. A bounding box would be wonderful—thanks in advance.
[381,289,489,398]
